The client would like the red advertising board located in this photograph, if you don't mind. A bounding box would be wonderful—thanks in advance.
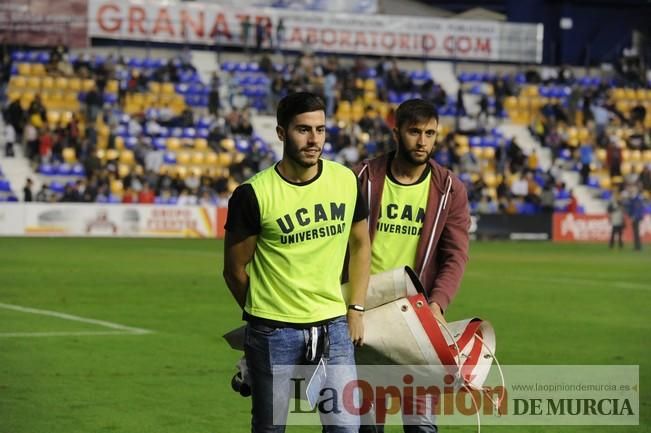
[552,213,651,243]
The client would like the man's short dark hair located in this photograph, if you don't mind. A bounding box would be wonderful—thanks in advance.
[276,92,326,131]
[395,99,439,130]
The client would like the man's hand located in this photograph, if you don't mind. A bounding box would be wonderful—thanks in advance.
[347,310,364,346]
[429,302,446,325]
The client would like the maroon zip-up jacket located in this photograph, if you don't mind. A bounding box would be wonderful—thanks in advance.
[354,153,470,312]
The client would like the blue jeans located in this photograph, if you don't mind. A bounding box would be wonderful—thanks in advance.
[244,316,359,433]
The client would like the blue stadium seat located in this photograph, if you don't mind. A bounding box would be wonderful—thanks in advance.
[6,195,18,202]
[196,128,209,139]
[39,164,55,176]
[0,180,11,192]
[175,83,189,94]
[236,139,250,152]
[158,127,170,138]
[71,164,86,177]
[221,61,236,72]
[125,137,138,150]
[11,51,26,62]
[49,182,64,194]
[58,164,72,176]
[171,127,183,138]
[153,137,167,150]
[469,136,482,147]
[104,93,118,104]
[163,152,177,164]
[182,128,196,139]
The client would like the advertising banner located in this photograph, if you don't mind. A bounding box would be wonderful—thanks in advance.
[87,0,542,62]
[15,203,217,238]
[552,213,651,243]
[0,0,89,48]
[475,214,552,241]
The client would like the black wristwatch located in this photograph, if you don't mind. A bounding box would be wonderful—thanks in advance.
[348,304,365,312]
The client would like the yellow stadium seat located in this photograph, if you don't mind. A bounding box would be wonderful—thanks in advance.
[482,147,495,160]
[110,179,124,195]
[118,164,131,178]
[149,82,161,93]
[26,76,40,89]
[68,78,81,92]
[621,149,630,162]
[96,149,105,160]
[218,152,233,167]
[82,79,95,92]
[173,166,187,179]
[120,150,135,165]
[60,111,73,125]
[483,172,498,188]
[596,148,607,162]
[191,152,204,165]
[46,111,61,125]
[629,150,642,162]
[177,152,191,165]
[167,138,181,151]
[624,88,636,100]
[620,162,632,175]
[9,75,27,89]
[18,63,31,76]
[30,63,46,76]
[611,88,625,100]
[115,136,125,150]
[643,150,651,163]
[503,96,517,110]
[161,83,175,94]
[62,147,76,163]
[577,127,590,142]
[98,124,109,138]
[41,76,54,90]
[205,152,218,165]
[635,88,646,100]
[194,138,208,151]
[106,80,118,93]
[471,147,482,158]
[189,166,203,177]
[598,176,611,190]
[105,149,119,161]
[220,138,235,152]
[55,77,68,90]
[523,85,539,97]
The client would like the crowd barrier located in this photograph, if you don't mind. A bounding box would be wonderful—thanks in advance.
[0,204,649,244]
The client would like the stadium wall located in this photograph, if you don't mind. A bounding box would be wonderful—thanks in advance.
[2,204,649,244]
[0,203,227,239]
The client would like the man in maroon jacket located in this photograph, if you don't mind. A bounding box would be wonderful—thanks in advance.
[355,99,470,433]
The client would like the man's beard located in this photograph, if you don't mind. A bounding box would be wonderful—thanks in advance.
[284,136,323,168]
[396,136,433,166]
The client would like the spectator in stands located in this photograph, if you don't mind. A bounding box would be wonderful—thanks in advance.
[607,140,623,177]
[35,184,49,202]
[208,72,220,116]
[255,20,266,53]
[354,99,469,433]
[22,178,33,202]
[566,190,579,213]
[3,121,15,157]
[275,18,285,53]
[241,16,252,54]
[38,127,53,164]
[640,165,651,192]
[578,143,593,185]
[4,98,25,139]
[28,94,47,124]
[122,187,138,204]
[477,195,498,214]
[138,183,155,204]
[24,122,38,162]
[540,183,555,213]
[608,190,625,249]
[85,86,103,123]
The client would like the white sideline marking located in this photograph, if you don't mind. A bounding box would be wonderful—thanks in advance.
[0,302,153,337]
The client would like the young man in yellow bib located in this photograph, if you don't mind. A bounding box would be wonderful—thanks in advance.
[223,92,371,433]
[356,99,471,433]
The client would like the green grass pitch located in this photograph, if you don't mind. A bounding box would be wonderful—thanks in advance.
[0,237,648,433]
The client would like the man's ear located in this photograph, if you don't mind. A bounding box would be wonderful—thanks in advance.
[391,127,399,143]
[276,125,285,142]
